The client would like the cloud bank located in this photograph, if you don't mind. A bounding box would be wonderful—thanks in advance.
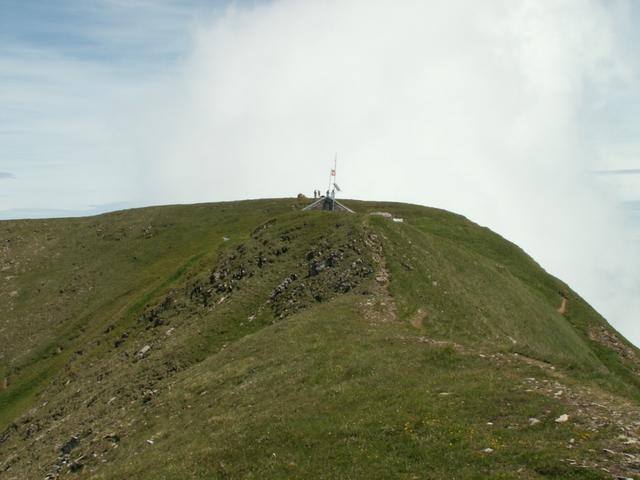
[134,0,640,345]
[596,169,640,175]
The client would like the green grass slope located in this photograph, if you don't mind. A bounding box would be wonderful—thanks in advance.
[0,198,639,479]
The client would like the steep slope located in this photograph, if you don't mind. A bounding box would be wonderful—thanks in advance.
[1,199,639,479]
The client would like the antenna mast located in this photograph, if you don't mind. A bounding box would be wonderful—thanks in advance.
[327,153,337,199]
[302,153,354,213]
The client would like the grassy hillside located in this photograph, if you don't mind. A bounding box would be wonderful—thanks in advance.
[1,198,639,479]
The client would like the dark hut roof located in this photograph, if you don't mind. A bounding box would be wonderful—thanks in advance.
[302,196,355,213]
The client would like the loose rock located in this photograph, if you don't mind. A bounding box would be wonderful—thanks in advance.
[137,345,151,359]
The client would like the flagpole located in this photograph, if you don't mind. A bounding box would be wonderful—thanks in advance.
[334,153,337,197]
[332,153,337,210]
[327,153,337,197]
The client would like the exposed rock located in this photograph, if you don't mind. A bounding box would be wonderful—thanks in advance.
[137,345,151,359]
[60,436,79,455]
[309,261,326,277]
[69,457,84,472]
[619,435,638,445]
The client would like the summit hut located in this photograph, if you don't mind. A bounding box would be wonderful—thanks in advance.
[303,158,355,213]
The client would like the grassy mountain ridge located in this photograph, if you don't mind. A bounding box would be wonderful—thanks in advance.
[1,198,639,479]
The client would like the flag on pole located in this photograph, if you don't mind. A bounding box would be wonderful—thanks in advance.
[330,168,336,176]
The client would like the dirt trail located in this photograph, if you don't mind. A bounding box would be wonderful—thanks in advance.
[357,217,640,478]
[557,296,568,315]
[410,308,428,330]
[358,224,397,325]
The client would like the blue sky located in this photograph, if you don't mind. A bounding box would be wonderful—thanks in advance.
[0,0,249,217]
[1,0,209,62]
[1,1,640,344]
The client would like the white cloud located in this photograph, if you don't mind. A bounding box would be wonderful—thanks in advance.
[136,0,640,345]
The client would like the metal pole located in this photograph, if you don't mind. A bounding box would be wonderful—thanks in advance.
[327,153,336,195]
[333,153,337,210]
[332,154,336,210]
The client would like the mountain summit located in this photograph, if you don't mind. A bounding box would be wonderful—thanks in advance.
[1,198,639,479]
